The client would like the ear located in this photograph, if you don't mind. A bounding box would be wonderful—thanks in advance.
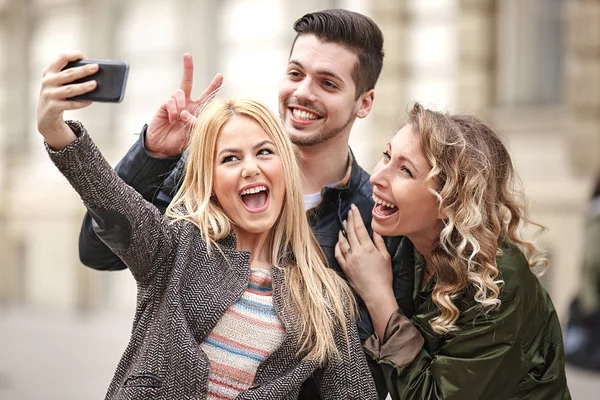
[437,209,445,221]
[356,89,374,119]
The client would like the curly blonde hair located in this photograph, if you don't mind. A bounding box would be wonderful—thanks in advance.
[408,103,547,334]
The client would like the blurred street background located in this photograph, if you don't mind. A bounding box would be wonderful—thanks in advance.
[0,0,599,398]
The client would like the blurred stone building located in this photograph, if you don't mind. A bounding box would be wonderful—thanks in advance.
[0,0,598,324]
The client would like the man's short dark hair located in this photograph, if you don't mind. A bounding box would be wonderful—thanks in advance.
[292,9,384,99]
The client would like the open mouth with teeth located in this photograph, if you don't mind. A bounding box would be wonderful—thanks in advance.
[373,194,398,218]
[240,185,270,213]
[289,107,323,125]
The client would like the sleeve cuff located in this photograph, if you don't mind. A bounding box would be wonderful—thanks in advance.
[44,120,87,155]
[113,124,181,187]
[363,308,424,370]
[139,124,181,161]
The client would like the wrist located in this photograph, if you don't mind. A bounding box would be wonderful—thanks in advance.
[142,124,181,159]
[363,289,400,342]
[145,149,173,159]
[363,288,397,314]
[43,122,77,150]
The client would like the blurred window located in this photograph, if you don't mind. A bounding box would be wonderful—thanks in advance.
[496,0,564,107]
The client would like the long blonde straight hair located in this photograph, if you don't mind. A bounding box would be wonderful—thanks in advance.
[166,98,356,364]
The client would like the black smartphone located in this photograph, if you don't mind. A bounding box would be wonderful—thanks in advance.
[62,59,129,103]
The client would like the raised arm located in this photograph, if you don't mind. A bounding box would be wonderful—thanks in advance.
[78,129,182,270]
[38,51,178,283]
[77,53,222,271]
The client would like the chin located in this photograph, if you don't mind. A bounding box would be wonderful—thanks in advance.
[371,221,397,237]
[241,220,277,234]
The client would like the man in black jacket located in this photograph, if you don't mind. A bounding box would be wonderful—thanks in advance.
[79,9,414,399]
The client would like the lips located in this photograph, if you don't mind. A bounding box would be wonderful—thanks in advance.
[288,107,323,126]
[372,193,398,220]
[284,98,324,127]
[239,184,270,214]
[291,108,320,120]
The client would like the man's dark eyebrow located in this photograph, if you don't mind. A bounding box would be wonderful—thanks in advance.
[288,60,344,84]
[288,60,304,69]
[319,70,344,83]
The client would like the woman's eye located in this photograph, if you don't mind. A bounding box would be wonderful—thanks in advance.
[401,167,413,178]
[382,151,391,161]
[221,155,238,163]
[258,148,274,156]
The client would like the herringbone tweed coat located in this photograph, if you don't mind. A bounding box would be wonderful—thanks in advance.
[47,122,378,400]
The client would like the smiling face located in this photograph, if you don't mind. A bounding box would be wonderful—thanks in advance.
[370,124,442,243]
[278,34,373,147]
[212,115,285,238]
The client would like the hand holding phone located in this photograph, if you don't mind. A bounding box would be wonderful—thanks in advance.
[61,59,129,103]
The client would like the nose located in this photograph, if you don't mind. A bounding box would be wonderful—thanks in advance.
[370,161,388,188]
[241,159,260,179]
[293,77,317,103]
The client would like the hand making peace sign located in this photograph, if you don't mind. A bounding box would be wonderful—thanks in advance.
[145,53,223,158]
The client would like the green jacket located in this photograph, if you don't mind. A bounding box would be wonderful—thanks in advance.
[365,243,570,399]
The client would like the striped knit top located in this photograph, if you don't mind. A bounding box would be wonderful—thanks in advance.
[200,268,285,399]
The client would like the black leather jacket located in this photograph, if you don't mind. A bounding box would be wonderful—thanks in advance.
[79,126,415,399]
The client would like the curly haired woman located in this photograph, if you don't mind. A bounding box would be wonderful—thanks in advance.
[336,103,570,399]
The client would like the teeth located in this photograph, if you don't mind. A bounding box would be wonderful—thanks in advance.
[241,185,267,195]
[373,194,396,209]
[292,109,319,120]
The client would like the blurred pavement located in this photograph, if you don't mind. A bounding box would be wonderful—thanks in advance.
[0,308,599,399]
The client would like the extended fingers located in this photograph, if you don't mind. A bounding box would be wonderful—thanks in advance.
[179,53,194,98]
[346,207,361,248]
[196,73,223,104]
[166,88,198,124]
[350,204,371,244]
[373,232,391,260]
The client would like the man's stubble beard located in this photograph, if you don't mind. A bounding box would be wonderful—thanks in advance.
[285,113,355,148]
